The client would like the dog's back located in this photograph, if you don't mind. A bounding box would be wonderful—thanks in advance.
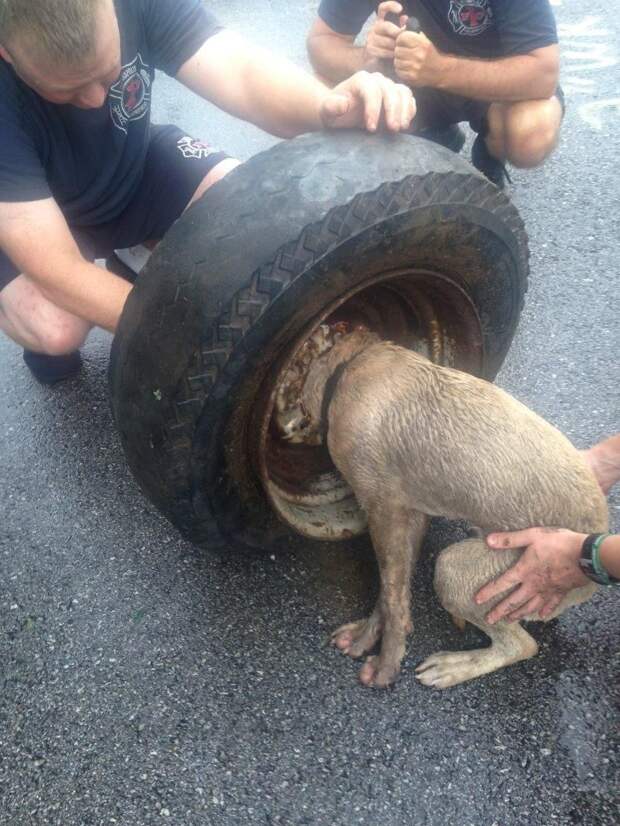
[327,341,608,535]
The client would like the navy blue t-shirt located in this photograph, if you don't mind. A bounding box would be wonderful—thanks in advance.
[0,0,221,226]
[318,0,558,59]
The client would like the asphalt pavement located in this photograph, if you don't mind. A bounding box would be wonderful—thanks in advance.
[1,1,618,824]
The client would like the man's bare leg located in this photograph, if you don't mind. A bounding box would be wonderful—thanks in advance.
[0,158,241,381]
[0,274,92,354]
[486,96,563,168]
[582,434,620,495]
[0,274,92,383]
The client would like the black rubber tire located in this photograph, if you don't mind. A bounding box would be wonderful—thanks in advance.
[109,131,529,550]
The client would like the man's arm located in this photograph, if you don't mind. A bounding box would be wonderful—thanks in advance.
[394,34,559,102]
[177,31,327,137]
[176,29,414,137]
[0,198,131,332]
[307,16,366,82]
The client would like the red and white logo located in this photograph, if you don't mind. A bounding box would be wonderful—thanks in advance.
[176,136,217,160]
[448,0,493,36]
[109,53,152,133]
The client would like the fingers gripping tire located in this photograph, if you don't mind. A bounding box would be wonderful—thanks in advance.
[109,131,529,550]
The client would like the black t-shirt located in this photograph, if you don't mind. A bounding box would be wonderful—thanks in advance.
[318,0,558,59]
[0,0,221,226]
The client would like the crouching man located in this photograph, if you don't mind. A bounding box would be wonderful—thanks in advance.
[0,0,414,384]
[307,0,564,186]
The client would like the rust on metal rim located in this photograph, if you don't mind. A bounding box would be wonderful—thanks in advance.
[251,267,484,541]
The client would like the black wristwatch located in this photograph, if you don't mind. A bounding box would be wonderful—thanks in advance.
[579,533,619,585]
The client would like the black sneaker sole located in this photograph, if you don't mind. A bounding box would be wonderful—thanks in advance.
[23,350,83,385]
[471,134,511,189]
[417,124,466,154]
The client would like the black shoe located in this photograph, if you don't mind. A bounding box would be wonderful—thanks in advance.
[417,123,466,154]
[471,134,511,188]
[23,350,83,385]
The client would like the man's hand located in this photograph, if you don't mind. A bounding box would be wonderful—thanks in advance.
[320,70,415,132]
[474,528,590,625]
[394,29,445,87]
[363,2,407,67]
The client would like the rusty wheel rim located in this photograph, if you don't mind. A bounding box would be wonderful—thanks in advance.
[251,267,484,541]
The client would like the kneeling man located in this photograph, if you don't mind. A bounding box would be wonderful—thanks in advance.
[307,0,564,186]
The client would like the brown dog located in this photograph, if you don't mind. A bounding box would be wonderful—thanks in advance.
[300,329,608,689]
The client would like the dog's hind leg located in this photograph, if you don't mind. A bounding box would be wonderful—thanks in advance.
[332,505,428,688]
[416,620,539,689]
[416,538,540,689]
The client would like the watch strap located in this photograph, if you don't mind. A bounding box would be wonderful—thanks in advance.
[580,533,618,585]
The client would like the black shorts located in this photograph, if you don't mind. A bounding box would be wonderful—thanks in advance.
[410,85,566,135]
[0,124,230,292]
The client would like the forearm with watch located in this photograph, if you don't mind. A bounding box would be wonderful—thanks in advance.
[580,533,620,585]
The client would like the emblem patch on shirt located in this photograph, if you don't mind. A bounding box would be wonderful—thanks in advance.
[448,0,493,36]
[109,53,152,133]
[176,136,217,160]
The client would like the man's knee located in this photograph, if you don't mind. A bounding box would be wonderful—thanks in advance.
[6,312,90,355]
[0,277,91,354]
[502,98,562,168]
[32,320,90,356]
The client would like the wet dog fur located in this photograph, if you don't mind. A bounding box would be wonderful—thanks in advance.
[300,330,608,689]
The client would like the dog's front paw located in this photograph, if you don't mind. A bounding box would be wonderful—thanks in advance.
[359,655,401,688]
[331,615,382,659]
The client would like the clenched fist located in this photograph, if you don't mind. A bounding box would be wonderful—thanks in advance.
[363,1,407,68]
[394,29,445,87]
